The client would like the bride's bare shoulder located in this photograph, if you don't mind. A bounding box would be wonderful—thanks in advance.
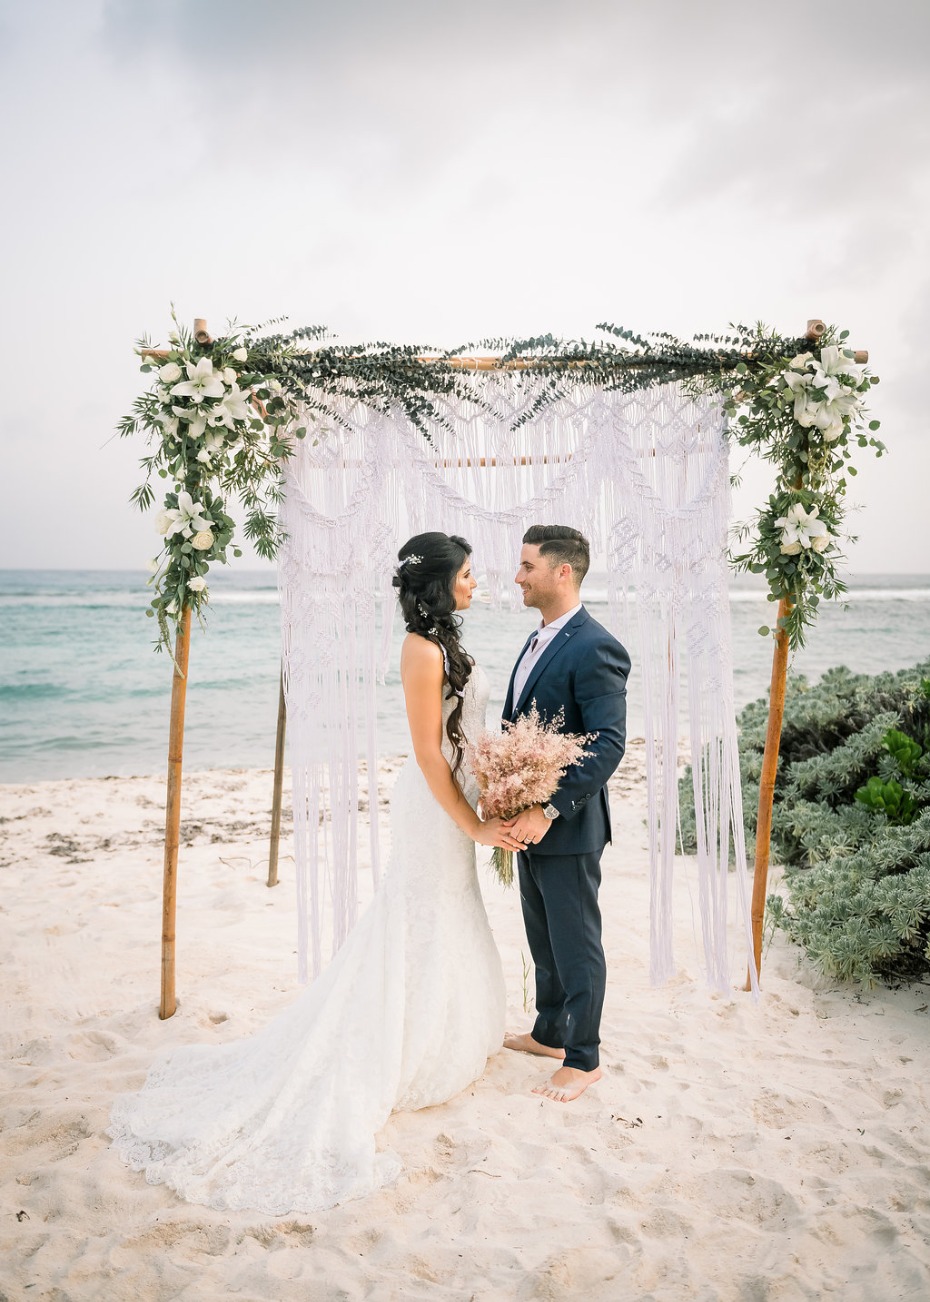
[400,632,443,674]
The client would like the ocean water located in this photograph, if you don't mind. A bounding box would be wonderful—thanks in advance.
[1,569,929,783]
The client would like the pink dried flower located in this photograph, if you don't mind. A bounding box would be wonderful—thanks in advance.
[467,706,596,886]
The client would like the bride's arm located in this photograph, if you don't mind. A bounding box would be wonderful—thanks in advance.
[401,635,522,852]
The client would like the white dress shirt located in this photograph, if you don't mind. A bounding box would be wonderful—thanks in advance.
[511,602,583,706]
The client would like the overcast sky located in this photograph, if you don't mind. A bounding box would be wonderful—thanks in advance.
[2,0,928,573]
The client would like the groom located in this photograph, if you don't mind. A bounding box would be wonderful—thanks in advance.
[503,525,630,1102]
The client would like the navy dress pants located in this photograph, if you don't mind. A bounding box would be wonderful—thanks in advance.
[516,848,607,1072]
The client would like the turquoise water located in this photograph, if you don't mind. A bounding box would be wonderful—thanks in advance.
[1,569,929,782]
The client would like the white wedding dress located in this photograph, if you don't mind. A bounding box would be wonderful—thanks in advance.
[109,664,506,1215]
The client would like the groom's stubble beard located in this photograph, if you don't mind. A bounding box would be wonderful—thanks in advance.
[521,570,581,624]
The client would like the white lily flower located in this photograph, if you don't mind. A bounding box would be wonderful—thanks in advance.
[773,502,831,552]
[173,405,209,439]
[233,346,248,362]
[159,362,183,384]
[809,390,860,441]
[222,366,237,384]
[196,431,226,462]
[163,490,212,539]
[212,382,253,430]
[188,410,209,440]
[170,357,225,404]
[783,370,818,425]
[819,344,860,381]
[157,414,180,439]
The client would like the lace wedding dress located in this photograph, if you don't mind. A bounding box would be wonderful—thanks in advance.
[109,664,506,1215]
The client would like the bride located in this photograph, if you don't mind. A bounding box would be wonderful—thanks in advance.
[109,532,523,1215]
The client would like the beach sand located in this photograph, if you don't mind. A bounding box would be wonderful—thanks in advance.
[2,743,929,1301]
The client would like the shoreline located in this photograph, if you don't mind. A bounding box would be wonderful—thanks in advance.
[2,750,929,1298]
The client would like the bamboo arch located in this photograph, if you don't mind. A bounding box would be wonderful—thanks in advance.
[149,318,868,1019]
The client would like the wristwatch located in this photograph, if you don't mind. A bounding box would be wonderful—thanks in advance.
[542,803,560,820]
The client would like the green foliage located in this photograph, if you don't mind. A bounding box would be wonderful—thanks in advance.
[882,727,924,777]
[122,314,883,663]
[679,660,930,984]
[727,328,884,649]
[120,310,308,655]
[855,776,919,825]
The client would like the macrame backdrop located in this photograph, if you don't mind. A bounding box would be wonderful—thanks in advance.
[278,377,757,993]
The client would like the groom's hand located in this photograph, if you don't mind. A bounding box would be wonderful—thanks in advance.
[507,805,552,848]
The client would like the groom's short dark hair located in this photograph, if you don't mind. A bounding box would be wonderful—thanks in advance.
[523,525,590,585]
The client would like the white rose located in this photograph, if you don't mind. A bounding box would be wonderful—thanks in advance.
[779,541,803,556]
[191,530,214,551]
[811,532,832,553]
[232,347,248,362]
[788,352,813,371]
[196,449,211,463]
[166,600,178,615]
[155,509,172,535]
[159,362,183,384]
[188,576,207,593]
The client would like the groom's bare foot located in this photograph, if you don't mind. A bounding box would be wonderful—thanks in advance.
[532,1064,602,1102]
[504,1032,565,1060]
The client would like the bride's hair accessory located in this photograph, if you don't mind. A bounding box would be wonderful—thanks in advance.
[391,554,424,589]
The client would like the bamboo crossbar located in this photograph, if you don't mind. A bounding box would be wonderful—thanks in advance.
[141,322,867,368]
[140,347,869,366]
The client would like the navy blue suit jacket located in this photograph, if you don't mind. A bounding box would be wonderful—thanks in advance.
[502,607,631,856]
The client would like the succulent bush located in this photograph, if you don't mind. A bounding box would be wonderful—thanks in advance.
[680,661,930,983]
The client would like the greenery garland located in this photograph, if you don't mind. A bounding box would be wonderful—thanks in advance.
[121,316,882,655]
[725,328,884,647]
[119,312,308,653]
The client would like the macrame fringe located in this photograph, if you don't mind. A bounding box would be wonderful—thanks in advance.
[278,378,757,995]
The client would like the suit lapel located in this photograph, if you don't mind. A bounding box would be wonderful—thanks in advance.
[514,607,589,716]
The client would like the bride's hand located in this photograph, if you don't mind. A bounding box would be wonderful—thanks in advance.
[475,817,525,852]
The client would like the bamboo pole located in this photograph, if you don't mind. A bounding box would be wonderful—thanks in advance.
[267,667,287,888]
[160,604,192,1019]
[745,596,793,988]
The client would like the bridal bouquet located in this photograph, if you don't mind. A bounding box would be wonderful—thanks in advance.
[469,707,596,887]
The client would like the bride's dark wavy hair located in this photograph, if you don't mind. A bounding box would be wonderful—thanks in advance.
[393,532,472,773]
